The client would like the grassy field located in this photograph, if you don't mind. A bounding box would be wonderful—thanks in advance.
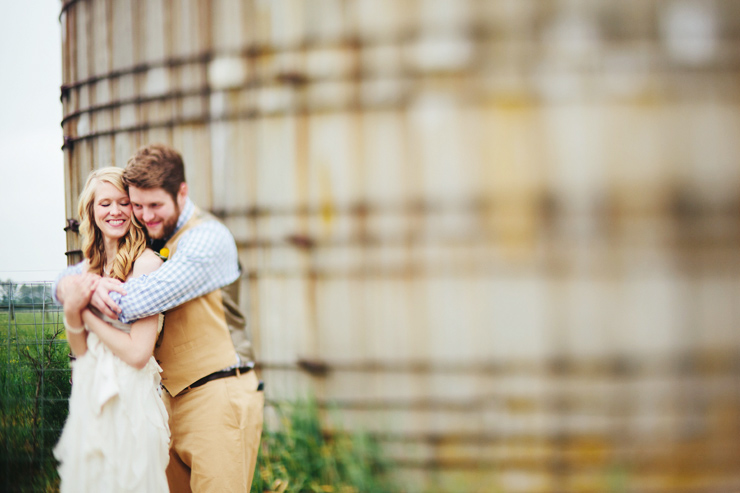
[0,310,70,492]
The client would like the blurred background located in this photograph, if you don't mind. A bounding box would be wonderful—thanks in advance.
[39,0,740,491]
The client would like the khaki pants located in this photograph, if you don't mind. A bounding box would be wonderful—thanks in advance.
[162,370,264,492]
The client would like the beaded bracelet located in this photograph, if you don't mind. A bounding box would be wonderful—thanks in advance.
[63,315,85,335]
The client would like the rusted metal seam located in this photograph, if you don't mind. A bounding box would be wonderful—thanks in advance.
[216,199,488,219]
[243,259,740,283]
[60,86,740,147]
[59,51,212,98]
[60,66,740,119]
[61,109,320,147]
[389,458,605,472]
[216,202,740,220]
[60,74,404,122]
[236,230,740,248]
[58,41,346,96]
[346,430,580,445]
[56,44,740,98]
[61,116,219,149]
[240,264,740,282]
[60,87,213,125]
[290,395,740,413]
[236,236,489,250]
[257,354,740,377]
[61,99,415,147]
[56,34,411,93]
[59,0,82,21]
[248,232,477,247]
[60,73,372,121]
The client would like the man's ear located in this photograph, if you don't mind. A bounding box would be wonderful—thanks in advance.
[177,182,188,209]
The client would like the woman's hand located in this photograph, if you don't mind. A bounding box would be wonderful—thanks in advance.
[62,274,98,357]
[63,273,99,317]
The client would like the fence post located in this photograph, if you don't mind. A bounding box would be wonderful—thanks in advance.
[8,281,14,321]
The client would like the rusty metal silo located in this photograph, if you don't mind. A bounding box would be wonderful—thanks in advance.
[60,1,740,491]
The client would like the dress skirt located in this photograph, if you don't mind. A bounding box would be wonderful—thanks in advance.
[54,332,170,492]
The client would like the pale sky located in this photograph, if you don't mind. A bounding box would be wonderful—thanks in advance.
[0,3,67,282]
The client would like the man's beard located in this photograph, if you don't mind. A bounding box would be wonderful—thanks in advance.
[161,213,179,240]
[149,205,180,240]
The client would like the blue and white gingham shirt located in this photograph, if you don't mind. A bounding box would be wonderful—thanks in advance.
[53,198,241,324]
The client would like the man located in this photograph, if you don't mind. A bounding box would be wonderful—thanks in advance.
[55,144,263,492]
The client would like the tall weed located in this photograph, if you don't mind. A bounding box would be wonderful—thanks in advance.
[253,398,400,493]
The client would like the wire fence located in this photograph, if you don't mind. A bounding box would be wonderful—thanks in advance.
[0,281,69,492]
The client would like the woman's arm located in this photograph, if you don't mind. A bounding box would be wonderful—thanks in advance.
[80,310,159,369]
[81,250,164,369]
[64,309,89,358]
[61,272,98,357]
[65,313,87,358]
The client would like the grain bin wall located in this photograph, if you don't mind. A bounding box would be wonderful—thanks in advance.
[60,1,740,491]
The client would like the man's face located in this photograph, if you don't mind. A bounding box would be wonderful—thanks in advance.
[128,184,186,240]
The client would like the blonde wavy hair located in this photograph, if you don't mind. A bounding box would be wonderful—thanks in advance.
[78,167,147,281]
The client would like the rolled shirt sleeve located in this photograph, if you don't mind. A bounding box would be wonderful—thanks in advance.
[52,262,85,304]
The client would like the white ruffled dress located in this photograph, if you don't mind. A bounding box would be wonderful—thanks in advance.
[54,316,170,492]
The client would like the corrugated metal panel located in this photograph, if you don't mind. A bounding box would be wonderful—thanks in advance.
[60,1,740,491]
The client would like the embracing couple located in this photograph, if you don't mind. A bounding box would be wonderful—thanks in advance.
[52,144,264,492]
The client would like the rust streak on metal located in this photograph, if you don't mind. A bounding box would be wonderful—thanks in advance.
[296,358,330,376]
[276,72,309,85]
[285,234,316,249]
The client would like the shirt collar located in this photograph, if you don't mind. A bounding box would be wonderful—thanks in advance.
[168,197,194,241]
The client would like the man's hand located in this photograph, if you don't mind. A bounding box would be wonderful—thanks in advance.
[89,277,127,319]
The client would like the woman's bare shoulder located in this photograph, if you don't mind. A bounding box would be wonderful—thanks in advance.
[131,249,164,278]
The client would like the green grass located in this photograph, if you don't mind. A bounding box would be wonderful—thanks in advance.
[1,310,70,492]
[253,398,400,493]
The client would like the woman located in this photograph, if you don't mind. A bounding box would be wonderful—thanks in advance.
[54,167,169,492]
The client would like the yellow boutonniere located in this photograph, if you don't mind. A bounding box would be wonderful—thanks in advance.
[155,247,170,261]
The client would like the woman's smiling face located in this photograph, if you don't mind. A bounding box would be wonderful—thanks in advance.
[93,180,132,240]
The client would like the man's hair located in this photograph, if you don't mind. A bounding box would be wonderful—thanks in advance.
[123,144,186,201]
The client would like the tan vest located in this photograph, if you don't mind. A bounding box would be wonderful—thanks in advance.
[155,208,246,396]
